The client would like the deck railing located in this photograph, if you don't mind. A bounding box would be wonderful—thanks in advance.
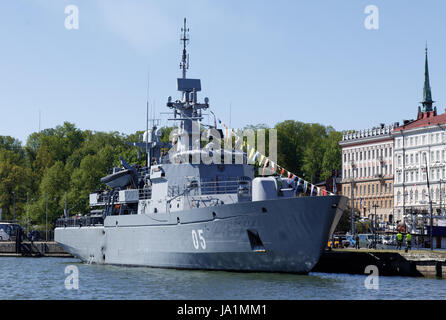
[168,178,251,197]
[55,216,104,228]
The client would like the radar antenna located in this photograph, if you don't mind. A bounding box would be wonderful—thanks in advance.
[180,18,189,79]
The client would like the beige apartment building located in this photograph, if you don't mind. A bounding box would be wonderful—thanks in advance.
[339,124,396,223]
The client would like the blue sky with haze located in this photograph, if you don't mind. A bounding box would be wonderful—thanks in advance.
[1,0,446,144]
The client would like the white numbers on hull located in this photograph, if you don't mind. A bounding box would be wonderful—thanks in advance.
[192,229,206,250]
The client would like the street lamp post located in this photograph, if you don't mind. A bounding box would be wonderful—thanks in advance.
[12,191,16,221]
[350,161,357,235]
[26,192,29,234]
[440,178,445,215]
[424,153,434,250]
[45,193,48,241]
[372,203,379,247]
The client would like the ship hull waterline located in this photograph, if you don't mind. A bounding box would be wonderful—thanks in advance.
[55,196,346,274]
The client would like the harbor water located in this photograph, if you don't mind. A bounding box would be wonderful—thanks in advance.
[0,257,445,300]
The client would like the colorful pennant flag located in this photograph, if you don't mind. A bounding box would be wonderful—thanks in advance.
[249,148,255,159]
[262,158,269,176]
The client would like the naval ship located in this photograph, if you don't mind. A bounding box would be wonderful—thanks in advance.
[55,19,347,273]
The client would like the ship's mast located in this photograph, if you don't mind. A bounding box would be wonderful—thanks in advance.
[180,18,189,79]
[166,18,209,154]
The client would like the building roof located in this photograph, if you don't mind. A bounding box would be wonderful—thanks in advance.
[393,110,446,132]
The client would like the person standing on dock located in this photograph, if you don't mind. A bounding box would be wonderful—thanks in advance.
[397,232,403,250]
[355,234,360,249]
[406,232,412,250]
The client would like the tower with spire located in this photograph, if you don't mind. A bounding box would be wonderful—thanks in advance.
[420,45,436,116]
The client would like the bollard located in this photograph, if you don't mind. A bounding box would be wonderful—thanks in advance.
[436,261,442,278]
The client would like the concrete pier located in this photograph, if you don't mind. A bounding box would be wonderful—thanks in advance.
[0,241,72,257]
[312,249,446,278]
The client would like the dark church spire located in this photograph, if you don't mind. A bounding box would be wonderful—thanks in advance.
[421,45,434,112]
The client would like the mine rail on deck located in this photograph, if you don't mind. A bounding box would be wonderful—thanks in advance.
[55,215,104,228]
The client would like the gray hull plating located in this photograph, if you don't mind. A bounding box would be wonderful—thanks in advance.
[55,195,346,273]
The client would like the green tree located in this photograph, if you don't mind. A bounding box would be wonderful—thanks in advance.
[0,149,32,220]
[29,161,69,225]
[320,130,342,180]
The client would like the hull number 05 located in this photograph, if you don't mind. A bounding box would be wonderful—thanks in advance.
[192,229,206,250]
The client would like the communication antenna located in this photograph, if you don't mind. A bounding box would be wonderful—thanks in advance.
[146,70,150,166]
[152,99,156,127]
[180,17,190,79]
[229,103,232,128]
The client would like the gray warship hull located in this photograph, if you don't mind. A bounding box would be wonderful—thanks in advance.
[55,195,346,273]
[55,19,347,274]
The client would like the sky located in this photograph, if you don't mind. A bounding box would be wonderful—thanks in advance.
[1,0,446,144]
